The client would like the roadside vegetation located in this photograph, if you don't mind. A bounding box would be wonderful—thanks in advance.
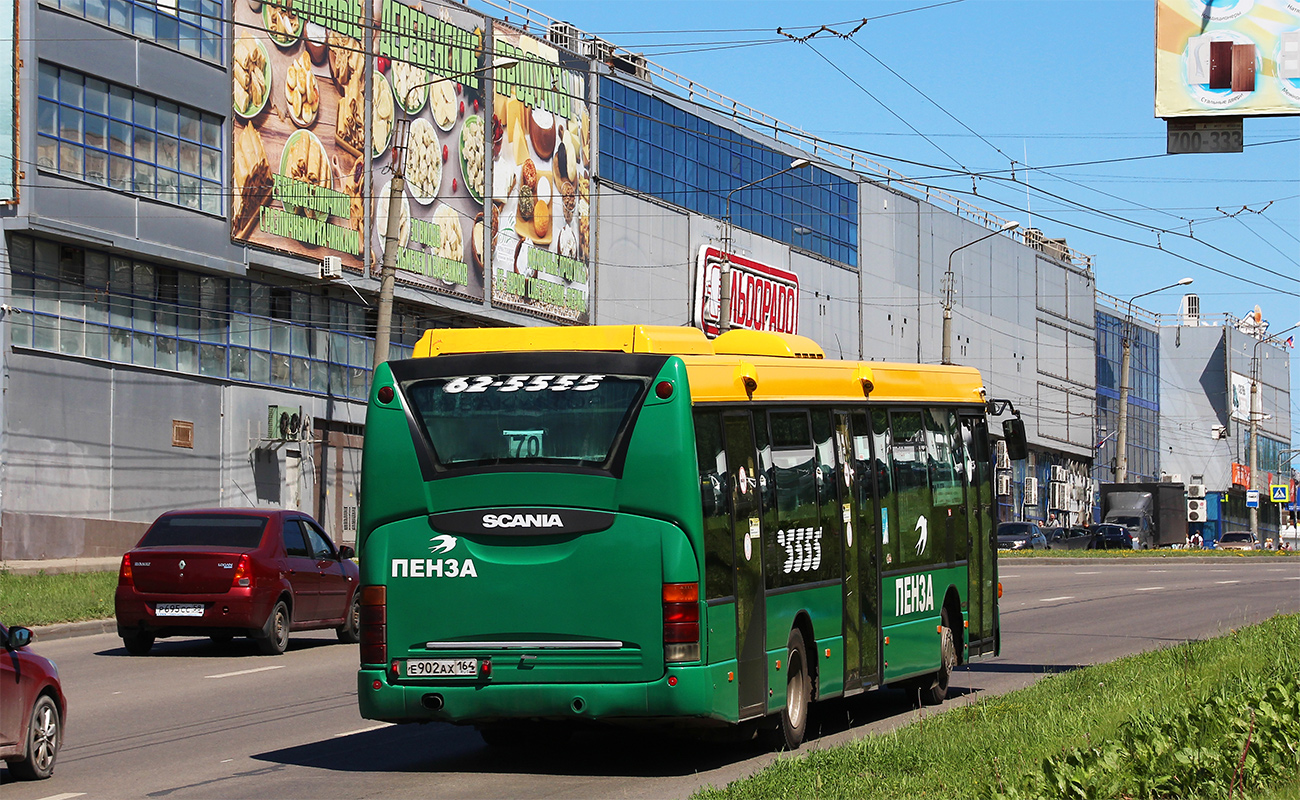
[0,569,118,626]
[1002,548,1296,559]
[694,613,1300,800]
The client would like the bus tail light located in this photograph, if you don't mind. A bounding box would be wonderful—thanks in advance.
[359,585,387,666]
[119,553,134,587]
[231,554,252,588]
[663,582,700,663]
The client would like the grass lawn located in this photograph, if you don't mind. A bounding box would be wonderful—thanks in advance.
[694,613,1300,800]
[0,569,118,626]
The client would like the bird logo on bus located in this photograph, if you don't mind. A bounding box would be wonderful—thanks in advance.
[429,535,458,555]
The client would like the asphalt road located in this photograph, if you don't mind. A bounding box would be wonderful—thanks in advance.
[3,558,1297,799]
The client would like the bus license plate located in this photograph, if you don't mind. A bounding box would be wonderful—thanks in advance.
[156,603,204,617]
[406,658,478,678]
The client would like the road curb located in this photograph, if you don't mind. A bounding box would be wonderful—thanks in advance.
[31,618,117,641]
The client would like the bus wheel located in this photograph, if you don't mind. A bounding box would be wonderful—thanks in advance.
[764,629,810,750]
[921,609,956,706]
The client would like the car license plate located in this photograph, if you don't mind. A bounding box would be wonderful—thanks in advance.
[405,658,479,678]
[156,603,205,617]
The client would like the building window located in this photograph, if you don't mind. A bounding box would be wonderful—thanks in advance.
[43,0,223,63]
[37,63,223,215]
[599,78,858,267]
[6,235,456,401]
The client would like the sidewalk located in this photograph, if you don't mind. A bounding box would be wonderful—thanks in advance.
[0,556,121,575]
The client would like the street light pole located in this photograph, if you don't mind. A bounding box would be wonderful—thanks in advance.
[372,57,519,369]
[941,220,1019,365]
[1249,320,1300,548]
[718,157,811,335]
[1114,277,1193,483]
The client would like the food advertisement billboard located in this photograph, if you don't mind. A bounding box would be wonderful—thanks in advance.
[1156,0,1300,117]
[693,245,800,338]
[231,0,492,301]
[489,23,592,323]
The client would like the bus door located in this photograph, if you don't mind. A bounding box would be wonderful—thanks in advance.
[835,412,861,693]
[959,413,997,657]
[723,412,767,719]
[848,410,881,687]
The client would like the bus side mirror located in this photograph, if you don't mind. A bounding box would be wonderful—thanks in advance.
[1002,417,1027,461]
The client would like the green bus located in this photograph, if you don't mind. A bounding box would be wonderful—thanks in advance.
[356,325,1017,748]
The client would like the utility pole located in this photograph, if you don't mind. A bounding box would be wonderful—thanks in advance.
[942,220,1019,365]
[719,158,810,335]
[1114,278,1192,483]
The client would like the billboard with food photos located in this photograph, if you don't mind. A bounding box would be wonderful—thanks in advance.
[230,0,370,269]
[1156,0,1300,117]
[490,23,592,323]
[230,0,491,302]
[371,0,489,299]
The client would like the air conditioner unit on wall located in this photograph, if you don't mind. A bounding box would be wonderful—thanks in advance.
[1024,477,1039,506]
[996,440,1010,470]
[320,256,342,280]
[1051,465,1068,483]
[267,405,311,441]
[1188,483,1206,499]
[1050,482,1068,510]
[996,474,1012,496]
[1187,498,1206,523]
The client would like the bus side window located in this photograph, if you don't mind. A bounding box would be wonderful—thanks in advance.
[811,409,842,580]
[693,410,732,601]
[768,410,825,587]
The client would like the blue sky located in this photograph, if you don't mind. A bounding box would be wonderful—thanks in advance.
[510,0,1300,449]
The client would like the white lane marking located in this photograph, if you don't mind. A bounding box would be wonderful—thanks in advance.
[34,794,86,800]
[1148,569,1168,573]
[1075,571,1100,575]
[205,665,286,679]
[221,759,233,763]
[334,722,394,738]
[1135,586,1164,591]
[1000,574,1019,578]
[1216,580,1241,585]
[1040,596,1074,602]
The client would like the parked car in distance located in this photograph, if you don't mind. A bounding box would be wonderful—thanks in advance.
[115,509,361,656]
[1,623,66,780]
[1216,530,1260,551]
[1045,526,1095,550]
[1089,523,1134,550]
[997,522,1048,550]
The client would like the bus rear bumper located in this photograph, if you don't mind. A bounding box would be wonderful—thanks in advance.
[357,663,735,725]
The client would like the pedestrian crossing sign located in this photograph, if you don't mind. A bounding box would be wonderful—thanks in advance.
[1271,485,1291,503]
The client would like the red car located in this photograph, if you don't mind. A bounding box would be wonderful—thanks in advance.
[115,509,360,656]
[1,623,66,780]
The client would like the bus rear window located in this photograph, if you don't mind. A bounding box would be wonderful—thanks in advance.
[139,515,269,548]
[404,373,650,468]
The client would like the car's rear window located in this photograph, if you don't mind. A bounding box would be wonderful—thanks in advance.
[1221,532,1251,542]
[138,515,269,549]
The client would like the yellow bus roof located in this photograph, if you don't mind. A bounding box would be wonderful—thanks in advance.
[411,325,986,406]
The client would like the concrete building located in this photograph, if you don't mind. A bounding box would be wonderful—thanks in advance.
[1159,303,1292,544]
[2,0,1100,558]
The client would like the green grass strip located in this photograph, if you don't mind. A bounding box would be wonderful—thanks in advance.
[0,570,118,626]
[694,613,1300,800]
